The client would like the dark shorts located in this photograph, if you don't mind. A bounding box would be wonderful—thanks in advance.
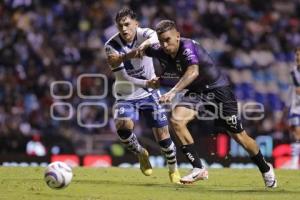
[178,86,244,134]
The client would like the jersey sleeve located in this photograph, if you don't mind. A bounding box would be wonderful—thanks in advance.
[181,44,199,68]
[104,42,120,56]
[104,43,124,72]
[291,66,300,87]
[113,68,147,87]
[139,28,158,44]
[144,43,162,58]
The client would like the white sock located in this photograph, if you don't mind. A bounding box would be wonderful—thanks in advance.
[160,141,178,173]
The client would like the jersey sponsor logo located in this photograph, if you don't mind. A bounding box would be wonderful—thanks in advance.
[126,67,146,78]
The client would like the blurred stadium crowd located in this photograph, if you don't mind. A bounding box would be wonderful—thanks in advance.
[1,0,300,155]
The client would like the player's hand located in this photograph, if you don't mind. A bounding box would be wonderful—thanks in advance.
[137,40,151,58]
[296,48,300,66]
[107,54,122,66]
[126,48,140,59]
[159,90,176,103]
[146,77,160,89]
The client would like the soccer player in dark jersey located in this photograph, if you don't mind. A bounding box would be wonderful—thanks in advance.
[138,20,277,187]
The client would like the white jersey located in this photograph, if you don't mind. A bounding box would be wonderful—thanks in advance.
[289,65,300,115]
[104,27,157,100]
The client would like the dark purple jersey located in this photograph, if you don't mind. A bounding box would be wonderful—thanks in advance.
[145,38,229,92]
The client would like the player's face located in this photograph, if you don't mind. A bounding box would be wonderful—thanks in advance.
[117,17,138,43]
[158,29,180,56]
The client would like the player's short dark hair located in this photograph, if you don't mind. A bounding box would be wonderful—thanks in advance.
[155,20,176,35]
[115,8,137,23]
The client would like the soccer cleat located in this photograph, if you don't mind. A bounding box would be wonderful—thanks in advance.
[138,148,152,176]
[262,163,277,188]
[169,169,181,184]
[180,167,208,184]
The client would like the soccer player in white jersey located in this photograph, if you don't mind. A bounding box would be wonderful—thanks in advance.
[288,48,300,169]
[104,8,180,183]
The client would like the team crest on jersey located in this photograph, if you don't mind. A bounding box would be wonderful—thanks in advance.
[176,63,182,72]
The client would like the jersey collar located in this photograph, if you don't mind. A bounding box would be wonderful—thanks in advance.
[119,31,137,49]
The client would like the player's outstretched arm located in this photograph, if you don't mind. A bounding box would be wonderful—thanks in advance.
[159,64,199,103]
[136,39,152,57]
[107,50,139,68]
[114,39,152,60]
[170,64,199,92]
[104,42,157,88]
[113,68,158,88]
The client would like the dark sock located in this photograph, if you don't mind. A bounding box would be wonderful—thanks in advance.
[117,129,132,140]
[158,138,173,148]
[250,150,270,173]
[181,144,203,168]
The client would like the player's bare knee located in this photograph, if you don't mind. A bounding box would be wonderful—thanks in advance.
[115,119,134,130]
[294,127,300,140]
[154,126,170,140]
[170,117,186,129]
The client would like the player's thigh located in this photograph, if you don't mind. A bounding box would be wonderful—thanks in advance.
[293,126,300,140]
[170,106,197,126]
[115,118,134,130]
[141,107,168,129]
[139,94,170,140]
[140,94,169,129]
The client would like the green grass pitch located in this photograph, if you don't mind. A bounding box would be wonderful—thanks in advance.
[0,167,299,200]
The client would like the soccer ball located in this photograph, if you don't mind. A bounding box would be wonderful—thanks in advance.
[44,161,73,189]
